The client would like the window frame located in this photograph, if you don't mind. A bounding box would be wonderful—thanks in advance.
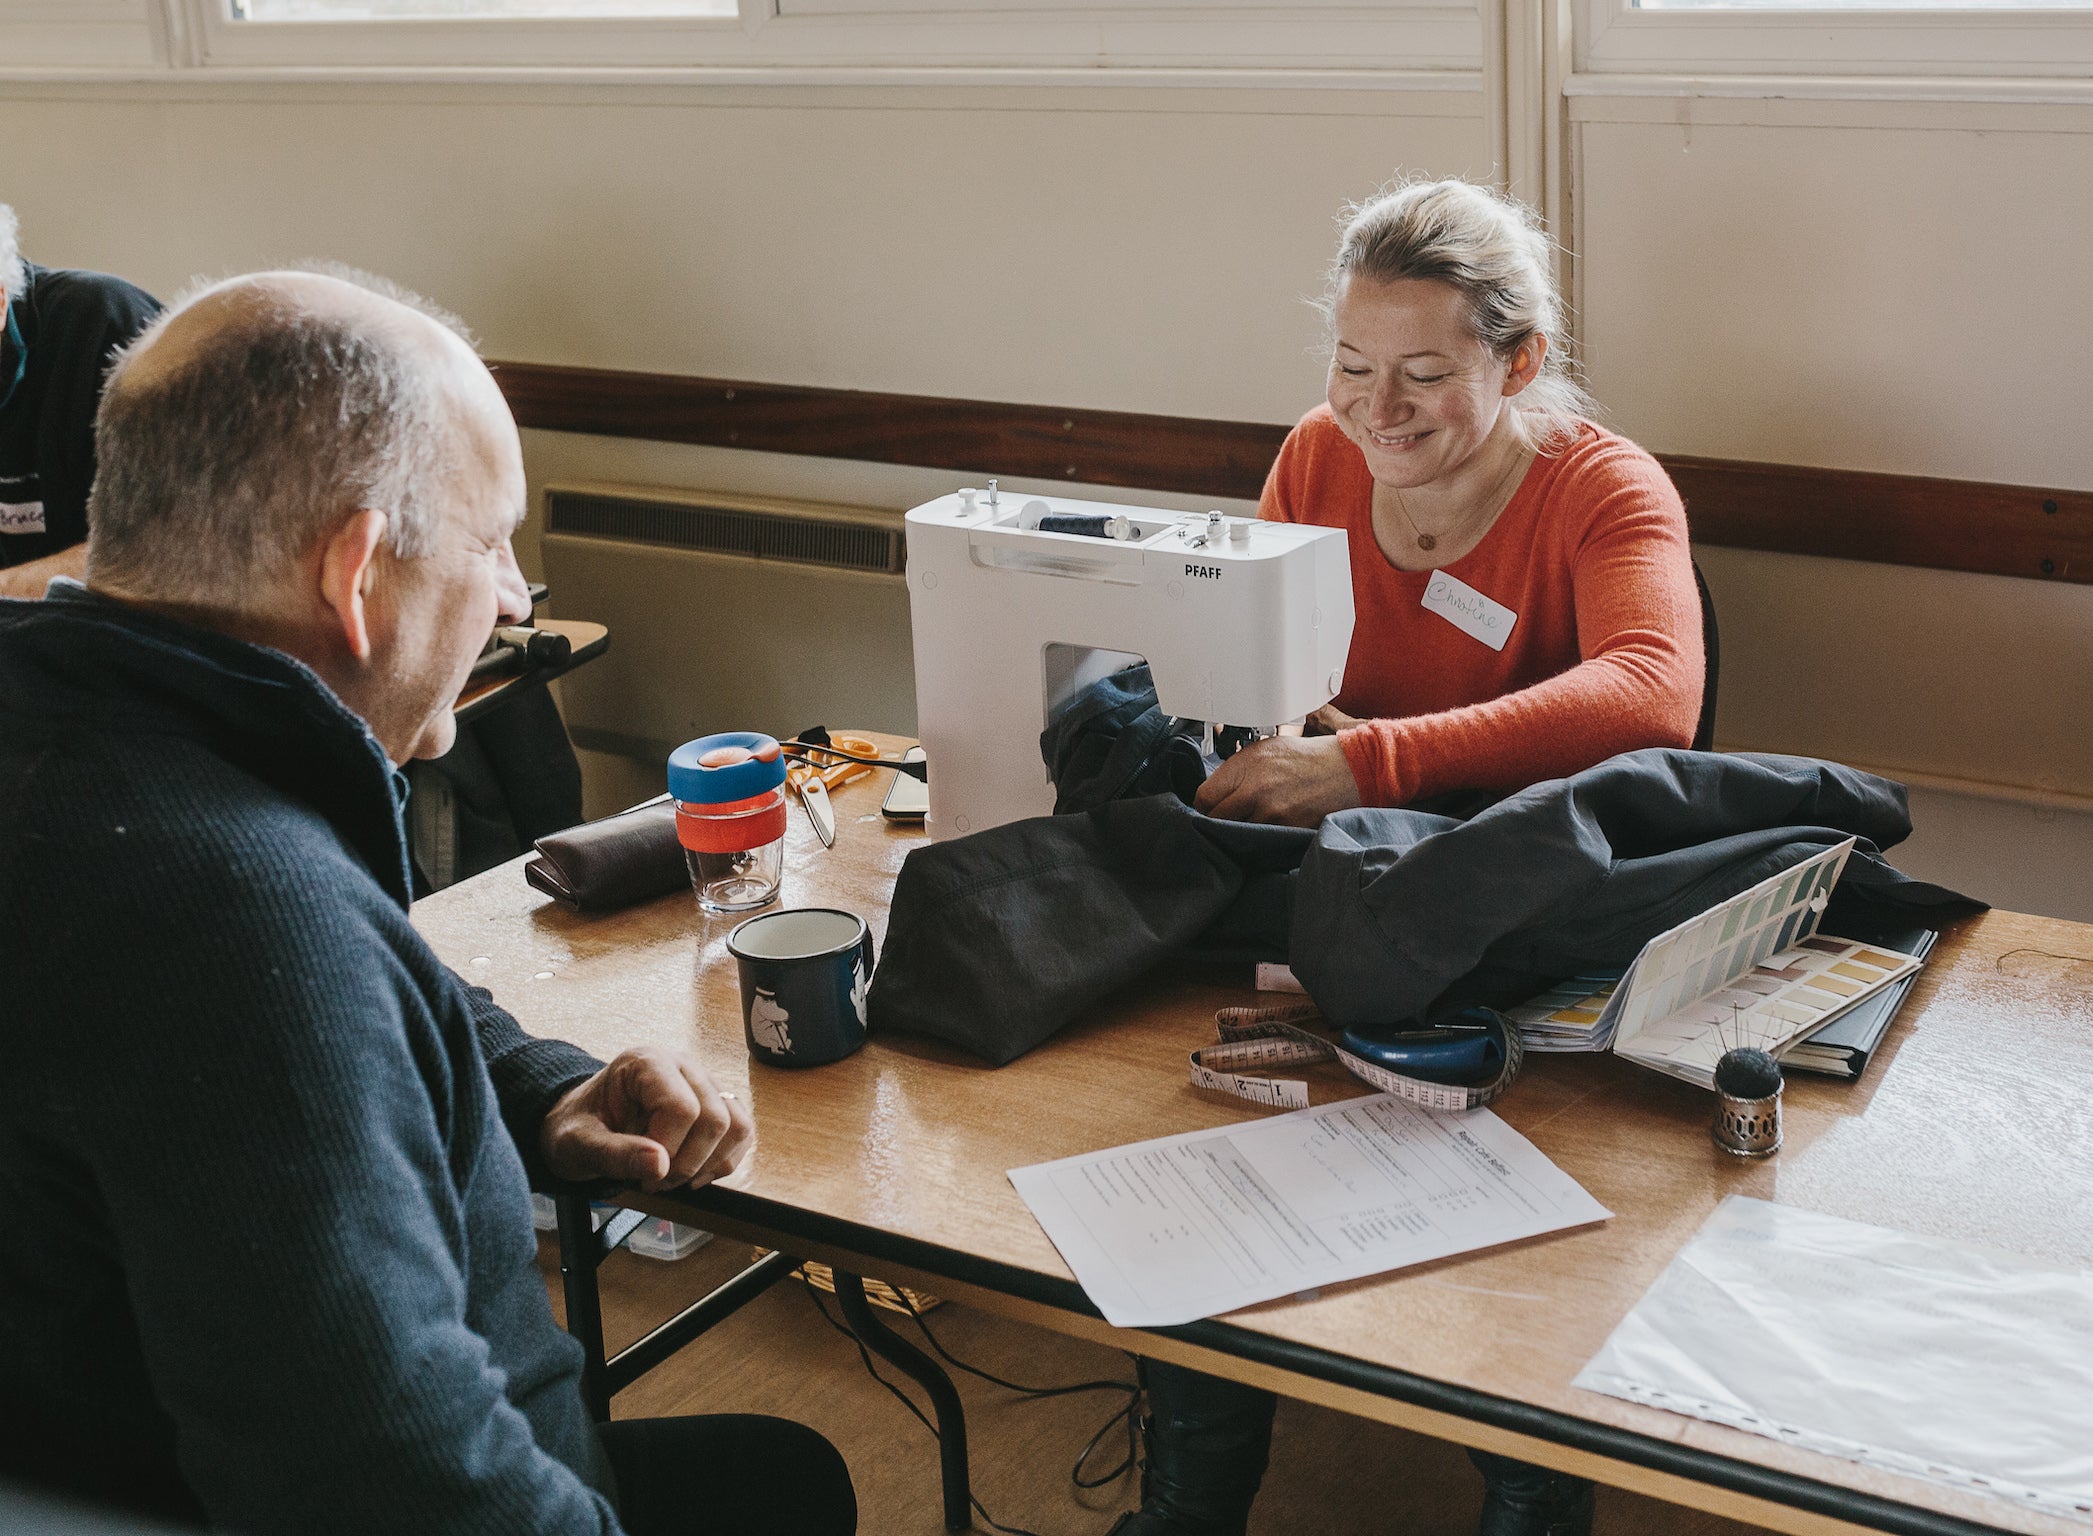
[1578,0,2093,78]
[174,0,1481,76]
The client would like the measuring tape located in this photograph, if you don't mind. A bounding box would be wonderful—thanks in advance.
[1189,1000,1524,1112]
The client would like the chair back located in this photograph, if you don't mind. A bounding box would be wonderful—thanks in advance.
[1691,559,1720,752]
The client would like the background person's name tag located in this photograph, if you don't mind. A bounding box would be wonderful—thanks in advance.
[0,501,47,535]
[1421,570,1518,651]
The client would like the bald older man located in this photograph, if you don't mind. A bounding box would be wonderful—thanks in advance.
[0,272,856,1535]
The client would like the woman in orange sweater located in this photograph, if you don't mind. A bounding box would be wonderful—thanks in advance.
[1134,181,1700,1536]
[1193,182,1702,828]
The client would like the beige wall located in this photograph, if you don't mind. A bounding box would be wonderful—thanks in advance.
[1571,94,2093,916]
[2,78,2086,916]
[0,82,1480,416]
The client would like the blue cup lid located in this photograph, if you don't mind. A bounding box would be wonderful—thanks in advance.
[668,732,787,805]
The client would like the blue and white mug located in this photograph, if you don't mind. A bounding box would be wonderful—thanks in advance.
[726,908,874,1068]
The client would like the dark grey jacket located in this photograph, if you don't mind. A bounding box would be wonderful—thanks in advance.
[867,749,1978,1066]
[0,586,616,1532]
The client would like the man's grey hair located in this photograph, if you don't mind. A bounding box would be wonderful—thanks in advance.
[0,204,23,297]
[87,263,483,606]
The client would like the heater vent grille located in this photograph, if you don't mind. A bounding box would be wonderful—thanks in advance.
[545,489,905,575]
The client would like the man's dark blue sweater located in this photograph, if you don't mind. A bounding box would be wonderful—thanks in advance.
[0,583,624,1531]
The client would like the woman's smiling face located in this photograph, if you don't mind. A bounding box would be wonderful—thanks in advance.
[1326,275,1529,489]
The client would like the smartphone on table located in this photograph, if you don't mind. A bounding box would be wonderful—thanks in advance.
[881,746,929,821]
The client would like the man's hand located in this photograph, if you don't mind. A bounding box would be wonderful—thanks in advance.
[539,1048,753,1194]
[1193,732,1364,828]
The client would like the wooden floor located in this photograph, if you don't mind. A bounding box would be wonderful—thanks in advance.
[539,1233,1776,1536]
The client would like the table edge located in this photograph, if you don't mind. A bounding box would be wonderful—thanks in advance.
[671,1182,2021,1536]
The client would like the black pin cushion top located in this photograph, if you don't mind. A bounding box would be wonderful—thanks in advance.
[1714,1046,1784,1100]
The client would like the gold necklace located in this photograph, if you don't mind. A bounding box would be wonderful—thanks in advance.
[1389,442,1532,553]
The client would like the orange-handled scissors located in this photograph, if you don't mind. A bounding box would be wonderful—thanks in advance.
[783,734,887,851]
[789,733,882,791]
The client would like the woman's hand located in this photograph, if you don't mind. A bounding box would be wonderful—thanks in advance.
[1304,703,1362,736]
[1193,732,1364,827]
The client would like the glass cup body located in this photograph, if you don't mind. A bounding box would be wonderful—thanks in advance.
[677,787,786,913]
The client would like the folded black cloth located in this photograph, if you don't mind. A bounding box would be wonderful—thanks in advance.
[525,799,685,912]
[865,749,1983,1065]
[868,799,1305,1065]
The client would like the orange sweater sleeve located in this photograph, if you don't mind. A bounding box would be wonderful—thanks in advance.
[1335,446,1704,806]
[1258,426,1311,524]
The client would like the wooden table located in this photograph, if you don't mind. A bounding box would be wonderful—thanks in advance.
[413,741,2093,1536]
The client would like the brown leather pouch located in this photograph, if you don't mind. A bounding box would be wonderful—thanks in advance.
[525,798,685,912]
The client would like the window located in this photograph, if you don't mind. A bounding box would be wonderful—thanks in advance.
[1578,0,2093,77]
[1635,0,2092,8]
[187,0,1477,76]
[233,0,733,16]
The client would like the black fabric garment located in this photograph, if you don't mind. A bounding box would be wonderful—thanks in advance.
[597,1416,855,1536]
[865,749,1981,1065]
[0,585,625,1532]
[1039,661,1498,821]
[408,680,586,891]
[868,797,1309,1065]
[0,264,161,567]
[1038,661,1212,814]
[1290,748,1980,1026]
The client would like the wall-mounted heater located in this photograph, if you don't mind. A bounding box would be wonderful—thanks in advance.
[539,483,916,765]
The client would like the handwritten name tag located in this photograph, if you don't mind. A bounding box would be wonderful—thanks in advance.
[0,501,47,536]
[1421,570,1518,651]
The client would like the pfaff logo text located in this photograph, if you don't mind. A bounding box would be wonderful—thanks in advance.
[1184,563,1222,580]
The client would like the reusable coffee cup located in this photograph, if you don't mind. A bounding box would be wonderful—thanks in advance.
[726,908,874,1068]
[668,732,788,914]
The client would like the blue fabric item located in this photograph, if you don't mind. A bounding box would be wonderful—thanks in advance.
[667,731,785,805]
[0,585,621,1533]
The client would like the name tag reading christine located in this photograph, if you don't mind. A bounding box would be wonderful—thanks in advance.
[1422,570,1517,651]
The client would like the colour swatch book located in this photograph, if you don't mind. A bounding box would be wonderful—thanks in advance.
[1505,840,1923,1090]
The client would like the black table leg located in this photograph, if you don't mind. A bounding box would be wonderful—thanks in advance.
[555,1191,613,1422]
[832,1271,972,1532]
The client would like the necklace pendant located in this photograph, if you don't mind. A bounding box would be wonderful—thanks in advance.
[1416,533,1436,551]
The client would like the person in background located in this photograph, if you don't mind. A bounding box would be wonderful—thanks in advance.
[1132,180,1704,1536]
[0,202,161,598]
[0,267,855,1536]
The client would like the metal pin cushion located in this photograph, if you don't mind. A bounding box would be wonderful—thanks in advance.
[1712,1046,1784,1158]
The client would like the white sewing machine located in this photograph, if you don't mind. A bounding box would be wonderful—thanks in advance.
[903,485,1355,839]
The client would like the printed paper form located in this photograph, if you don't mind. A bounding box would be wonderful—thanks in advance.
[1009,1094,1610,1328]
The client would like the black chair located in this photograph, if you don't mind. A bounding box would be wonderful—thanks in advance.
[1691,558,1720,752]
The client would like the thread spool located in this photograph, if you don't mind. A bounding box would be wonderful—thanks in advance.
[1712,1046,1783,1159]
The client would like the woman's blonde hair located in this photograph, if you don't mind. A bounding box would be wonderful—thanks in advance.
[1322,177,1595,452]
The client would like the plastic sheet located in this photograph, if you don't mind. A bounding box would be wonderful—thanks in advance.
[1578,1196,2093,1525]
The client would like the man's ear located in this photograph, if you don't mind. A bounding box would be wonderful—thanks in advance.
[316,509,390,663]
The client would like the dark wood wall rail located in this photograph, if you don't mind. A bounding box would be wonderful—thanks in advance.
[492,360,2093,586]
